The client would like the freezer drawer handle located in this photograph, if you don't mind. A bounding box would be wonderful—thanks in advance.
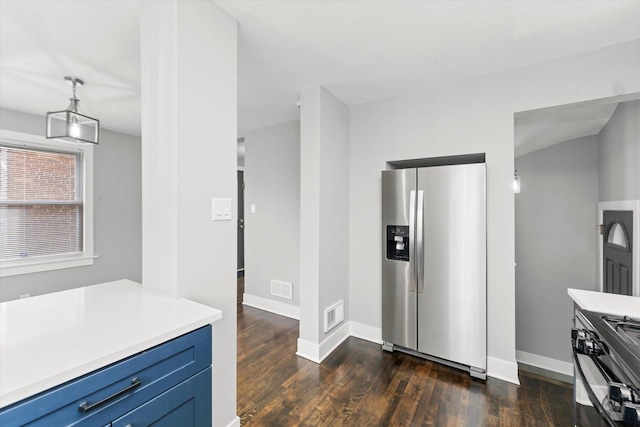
[78,377,142,413]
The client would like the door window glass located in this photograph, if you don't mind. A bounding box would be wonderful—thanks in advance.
[607,222,628,249]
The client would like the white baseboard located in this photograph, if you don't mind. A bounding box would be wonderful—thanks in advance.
[487,356,520,385]
[296,322,350,364]
[349,321,382,344]
[296,338,321,363]
[516,350,573,377]
[255,308,520,386]
[222,415,240,427]
[243,293,300,320]
[319,322,350,360]
[349,322,520,386]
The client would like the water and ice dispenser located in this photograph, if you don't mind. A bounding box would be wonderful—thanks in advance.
[386,225,410,261]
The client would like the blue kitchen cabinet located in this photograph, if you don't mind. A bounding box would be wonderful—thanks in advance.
[111,367,211,427]
[0,326,212,427]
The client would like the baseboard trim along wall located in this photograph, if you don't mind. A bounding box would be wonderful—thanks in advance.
[250,303,521,385]
[487,356,521,385]
[349,321,382,344]
[350,322,520,385]
[243,293,300,320]
[516,350,574,378]
[296,338,321,363]
[296,322,350,363]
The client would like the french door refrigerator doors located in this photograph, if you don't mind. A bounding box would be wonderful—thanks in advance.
[381,163,486,375]
[381,168,418,350]
[417,164,486,372]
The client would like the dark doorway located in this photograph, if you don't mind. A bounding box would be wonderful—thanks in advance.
[237,170,245,277]
[603,210,633,295]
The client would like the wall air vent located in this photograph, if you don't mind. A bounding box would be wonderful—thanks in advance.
[324,300,345,333]
[270,279,293,300]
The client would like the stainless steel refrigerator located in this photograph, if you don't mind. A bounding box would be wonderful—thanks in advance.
[381,163,487,379]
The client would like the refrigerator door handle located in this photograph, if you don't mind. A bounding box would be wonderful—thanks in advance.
[416,190,424,293]
[409,190,416,292]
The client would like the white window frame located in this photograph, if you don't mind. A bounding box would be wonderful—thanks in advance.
[0,129,96,277]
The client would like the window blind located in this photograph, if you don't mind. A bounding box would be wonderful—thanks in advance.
[0,145,83,261]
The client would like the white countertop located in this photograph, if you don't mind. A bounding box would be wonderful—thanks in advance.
[568,288,640,318]
[0,280,222,408]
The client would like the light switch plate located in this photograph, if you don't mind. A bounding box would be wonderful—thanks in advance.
[212,197,232,221]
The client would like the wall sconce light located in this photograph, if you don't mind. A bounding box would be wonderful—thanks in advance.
[513,170,521,194]
[46,76,99,145]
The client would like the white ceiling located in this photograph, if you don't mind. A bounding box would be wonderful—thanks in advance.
[1,0,639,152]
[0,0,141,136]
[514,101,619,158]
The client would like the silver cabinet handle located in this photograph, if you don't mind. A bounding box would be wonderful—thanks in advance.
[78,377,142,413]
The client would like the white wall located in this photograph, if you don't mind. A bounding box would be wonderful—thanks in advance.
[298,86,350,361]
[348,40,640,384]
[299,87,322,351]
[599,100,640,201]
[243,120,301,310]
[515,136,599,370]
[318,89,350,341]
[140,1,238,426]
[0,108,141,302]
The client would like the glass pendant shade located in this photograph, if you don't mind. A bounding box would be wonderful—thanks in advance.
[46,76,99,145]
[46,110,99,144]
[513,174,521,193]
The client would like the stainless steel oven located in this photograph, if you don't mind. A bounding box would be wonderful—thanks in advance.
[572,309,640,427]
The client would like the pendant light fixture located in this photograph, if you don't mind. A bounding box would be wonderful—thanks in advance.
[513,170,521,193]
[46,76,99,145]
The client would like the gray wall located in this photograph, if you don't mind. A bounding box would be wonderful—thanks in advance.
[348,41,640,382]
[243,120,300,307]
[515,136,599,364]
[0,108,142,302]
[599,100,640,201]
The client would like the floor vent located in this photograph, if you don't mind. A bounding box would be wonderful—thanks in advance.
[270,279,293,300]
[324,300,344,333]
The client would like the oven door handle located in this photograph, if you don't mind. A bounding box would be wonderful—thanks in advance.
[572,348,618,427]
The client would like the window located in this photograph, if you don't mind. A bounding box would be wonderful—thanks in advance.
[606,221,629,250]
[0,130,94,276]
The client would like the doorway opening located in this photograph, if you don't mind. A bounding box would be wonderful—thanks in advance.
[598,200,639,296]
[514,92,640,381]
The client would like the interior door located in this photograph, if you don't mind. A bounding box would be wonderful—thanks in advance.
[416,164,486,370]
[603,210,633,295]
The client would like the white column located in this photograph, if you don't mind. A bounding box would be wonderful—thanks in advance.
[140,1,238,426]
[298,86,350,362]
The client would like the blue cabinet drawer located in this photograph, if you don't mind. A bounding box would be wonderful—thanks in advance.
[111,367,211,427]
[0,325,211,427]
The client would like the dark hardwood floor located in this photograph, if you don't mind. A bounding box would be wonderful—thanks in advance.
[237,279,574,426]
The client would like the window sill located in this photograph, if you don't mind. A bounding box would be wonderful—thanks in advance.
[0,255,98,278]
